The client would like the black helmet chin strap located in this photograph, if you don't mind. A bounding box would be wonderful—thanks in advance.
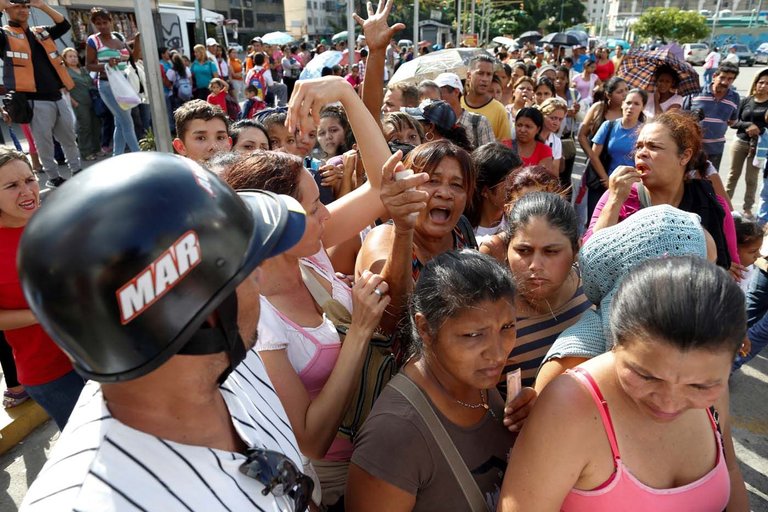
[178,293,247,384]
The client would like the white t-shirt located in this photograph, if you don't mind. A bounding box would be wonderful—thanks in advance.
[166,67,192,83]
[257,248,352,372]
[474,216,508,248]
[644,93,683,120]
[246,66,274,87]
[724,53,739,65]
[545,132,563,160]
[705,51,721,69]
[22,350,304,512]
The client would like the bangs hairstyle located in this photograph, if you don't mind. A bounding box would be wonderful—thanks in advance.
[382,111,425,144]
[611,256,745,355]
[319,105,355,152]
[402,140,476,200]
[408,250,516,356]
[173,100,230,141]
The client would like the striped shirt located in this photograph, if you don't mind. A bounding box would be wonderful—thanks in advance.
[499,281,592,394]
[21,349,303,512]
[684,86,740,157]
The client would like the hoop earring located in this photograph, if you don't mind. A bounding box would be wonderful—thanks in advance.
[425,132,434,141]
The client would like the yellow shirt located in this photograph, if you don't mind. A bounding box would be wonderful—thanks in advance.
[461,96,511,142]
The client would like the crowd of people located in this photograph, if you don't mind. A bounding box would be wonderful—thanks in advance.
[0,0,765,510]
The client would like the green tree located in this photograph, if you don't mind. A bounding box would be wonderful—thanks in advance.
[488,7,538,39]
[537,0,586,32]
[633,7,708,44]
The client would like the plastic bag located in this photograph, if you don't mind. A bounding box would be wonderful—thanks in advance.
[106,65,140,111]
[124,63,141,94]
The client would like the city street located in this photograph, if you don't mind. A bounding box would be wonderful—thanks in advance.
[0,66,768,510]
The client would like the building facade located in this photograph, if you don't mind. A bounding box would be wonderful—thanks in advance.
[284,0,345,40]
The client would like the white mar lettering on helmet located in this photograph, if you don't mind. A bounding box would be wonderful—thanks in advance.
[116,231,202,324]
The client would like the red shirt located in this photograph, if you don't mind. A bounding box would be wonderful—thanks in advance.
[207,90,227,112]
[594,59,615,82]
[0,227,73,385]
[520,141,554,167]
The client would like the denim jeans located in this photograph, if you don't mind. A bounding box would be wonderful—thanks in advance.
[24,370,85,430]
[758,173,768,226]
[98,79,140,155]
[704,67,716,87]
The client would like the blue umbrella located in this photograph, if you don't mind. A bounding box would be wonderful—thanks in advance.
[299,51,344,80]
[262,31,294,46]
[606,38,631,50]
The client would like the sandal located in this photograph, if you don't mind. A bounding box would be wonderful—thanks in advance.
[3,388,30,408]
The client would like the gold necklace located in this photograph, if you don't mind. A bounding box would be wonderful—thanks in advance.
[426,365,495,418]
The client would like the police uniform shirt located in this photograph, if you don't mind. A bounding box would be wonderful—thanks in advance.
[21,349,303,512]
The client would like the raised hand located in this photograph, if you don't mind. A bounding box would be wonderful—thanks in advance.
[286,76,355,135]
[352,0,405,52]
[378,150,429,231]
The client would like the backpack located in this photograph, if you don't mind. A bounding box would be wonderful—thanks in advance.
[174,75,193,101]
[224,94,241,121]
[241,98,266,119]
[247,67,268,101]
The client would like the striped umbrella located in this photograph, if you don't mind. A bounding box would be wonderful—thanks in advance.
[618,48,701,97]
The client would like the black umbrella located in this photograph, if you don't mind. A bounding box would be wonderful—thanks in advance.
[517,31,542,44]
[538,32,580,47]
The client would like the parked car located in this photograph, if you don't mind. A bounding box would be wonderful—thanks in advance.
[683,43,708,66]
[724,44,755,66]
[756,42,768,65]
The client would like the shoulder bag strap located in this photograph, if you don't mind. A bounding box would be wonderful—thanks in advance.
[299,263,335,307]
[389,374,487,512]
[636,182,652,208]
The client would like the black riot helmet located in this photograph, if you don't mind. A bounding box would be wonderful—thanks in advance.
[18,153,305,382]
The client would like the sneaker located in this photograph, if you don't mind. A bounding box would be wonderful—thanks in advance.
[85,153,99,161]
[45,177,66,188]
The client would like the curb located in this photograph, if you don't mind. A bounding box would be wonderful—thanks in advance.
[0,400,49,455]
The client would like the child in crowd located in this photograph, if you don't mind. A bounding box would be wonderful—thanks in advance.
[733,214,765,292]
[171,100,232,163]
[258,108,333,204]
[317,105,354,159]
[206,78,229,113]
[240,84,266,119]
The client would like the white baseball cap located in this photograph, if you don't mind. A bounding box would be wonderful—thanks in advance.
[434,72,463,93]
[206,38,218,47]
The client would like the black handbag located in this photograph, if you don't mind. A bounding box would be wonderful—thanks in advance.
[584,119,615,190]
[3,91,33,124]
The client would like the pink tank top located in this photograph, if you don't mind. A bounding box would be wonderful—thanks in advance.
[562,368,730,512]
[275,308,353,462]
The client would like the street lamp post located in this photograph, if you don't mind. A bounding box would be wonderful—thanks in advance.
[456,0,462,45]
[135,0,172,152]
[711,0,722,47]
[414,0,419,51]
